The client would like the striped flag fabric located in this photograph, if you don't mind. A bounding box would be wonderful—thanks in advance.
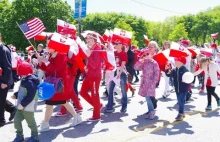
[19,18,46,40]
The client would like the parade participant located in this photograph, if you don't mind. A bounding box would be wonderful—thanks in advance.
[134,46,160,119]
[38,37,82,132]
[0,33,16,127]
[12,62,40,142]
[161,41,171,98]
[195,54,205,93]
[80,33,103,121]
[194,57,220,110]
[105,39,128,113]
[166,56,189,121]
[55,53,83,117]
[131,45,139,83]
[8,45,19,91]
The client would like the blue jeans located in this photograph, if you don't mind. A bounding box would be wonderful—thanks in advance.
[177,92,187,114]
[145,96,154,112]
[106,72,127,110]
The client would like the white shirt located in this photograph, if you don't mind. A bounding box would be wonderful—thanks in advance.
[194,63,220,87]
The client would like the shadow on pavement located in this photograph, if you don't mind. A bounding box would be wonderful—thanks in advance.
[158,97,176,102]
[151,121,194,135]
[128,114,168,132]
[62,121,103,138]
[101,112,128,123]
[167,104,196,112]
[39,127,69,142]
[202,108,220,118]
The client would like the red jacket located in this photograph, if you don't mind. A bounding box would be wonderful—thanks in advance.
[86,44,102,79]
[39,53,68,101]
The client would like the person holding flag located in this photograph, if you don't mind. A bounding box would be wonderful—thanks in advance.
[80,33,103,121]
[37,36,82,132]
[104,39,128,113]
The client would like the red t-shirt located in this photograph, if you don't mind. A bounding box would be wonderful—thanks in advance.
[114,51,128,67]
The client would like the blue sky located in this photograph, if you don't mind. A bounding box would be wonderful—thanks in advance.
[65,0,219,21]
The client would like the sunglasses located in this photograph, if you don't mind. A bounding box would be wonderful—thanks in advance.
[143,53,149,56]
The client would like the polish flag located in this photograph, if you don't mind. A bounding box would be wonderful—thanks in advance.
[153,49,170,71]
[48,33,78,53]
[100,50,116,71]
[211,33,219,39]
[200,48,213,57]
[102,29,110,42]
[34,32,53,41]
[187,46,200,57]
[144,35,149,45]
[111,28,132,46]
[57,19,76,35]
[76,37,89,60]
[169,42,190,58]
[26,46,34,52]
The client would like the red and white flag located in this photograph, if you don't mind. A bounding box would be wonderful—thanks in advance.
[48,33,78,54]
[26,46,34,52]
[211,33,219,39]
[19,18,46,40]
[103,29,111,42]
[34,32,53,41]
[57,19,76,35]
[153,49,170,71]
[200,48,213,57]
[169,42,190,58]
[100,50,116,71]
[187,46,200,57]
[111,28,132,45]
[144,35,149,45]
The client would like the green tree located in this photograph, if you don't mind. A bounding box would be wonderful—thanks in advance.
[0,0,73,50]
[168,23,188,41]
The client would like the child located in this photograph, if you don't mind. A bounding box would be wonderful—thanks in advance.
[165,57,189,121]
[12,62,40,142]
[215,52,220,79]
[195,54,205,93]
[194,57,220,110]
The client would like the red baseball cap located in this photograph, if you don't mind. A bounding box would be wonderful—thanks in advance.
[174,56,186,65]
[17,62,33,76]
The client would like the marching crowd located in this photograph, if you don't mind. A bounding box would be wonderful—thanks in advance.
[0,30,220,142]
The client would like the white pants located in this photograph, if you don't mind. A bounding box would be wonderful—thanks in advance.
[162,72,170,93]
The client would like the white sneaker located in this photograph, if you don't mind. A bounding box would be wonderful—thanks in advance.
[70,114,82,127]
[38,121,50,133]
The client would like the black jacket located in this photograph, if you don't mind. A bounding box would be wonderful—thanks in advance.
[0,44,13,85]
[166,66,189,94]
[126,49,134,67]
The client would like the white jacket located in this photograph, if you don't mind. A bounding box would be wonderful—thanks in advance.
[194,62,220,87]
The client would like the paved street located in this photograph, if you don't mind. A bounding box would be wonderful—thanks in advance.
[1,75,220,142]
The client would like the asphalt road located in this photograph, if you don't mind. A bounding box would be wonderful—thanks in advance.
[1,74,220,142]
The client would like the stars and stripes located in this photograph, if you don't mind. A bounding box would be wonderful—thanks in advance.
[19,18,46,40]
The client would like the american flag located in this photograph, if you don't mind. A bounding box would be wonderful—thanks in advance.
[19,18,46,40]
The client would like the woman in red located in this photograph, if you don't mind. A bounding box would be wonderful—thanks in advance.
[38,39,82,132]
[80,33,103,121]
[55,54,83,116]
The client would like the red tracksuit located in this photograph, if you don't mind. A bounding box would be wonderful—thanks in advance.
[59,55,83,113]
[80,43,102,119]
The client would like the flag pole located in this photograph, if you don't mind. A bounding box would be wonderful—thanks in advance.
[16,22,35,48]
